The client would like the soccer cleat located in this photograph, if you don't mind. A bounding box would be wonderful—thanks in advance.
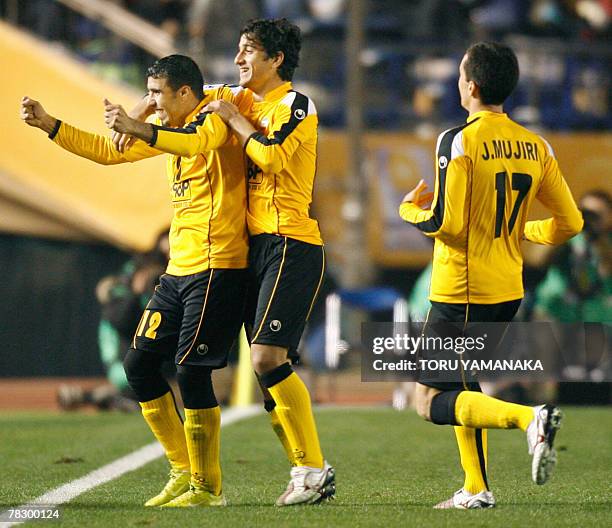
[527,404,563,485]
[144,469,191,507]
[275,461,335,506]
[433,488,496,509]
[160,484,227,508]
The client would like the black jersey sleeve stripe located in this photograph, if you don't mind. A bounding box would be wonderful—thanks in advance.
[48,119,62,140]
[148,124,158,146]
[149,112,209,146]
[249,92,309,147]
[414,119,479,233]
[245,132,259,151]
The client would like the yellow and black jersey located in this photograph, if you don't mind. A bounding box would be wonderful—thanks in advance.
[399,110,583,304]
[238,82,322,245]
[50,85,248,275]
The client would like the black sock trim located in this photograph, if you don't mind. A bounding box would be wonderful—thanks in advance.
[259,363,293,389]
[430,390,461,425]
[475,428,489,491]
[264,399,276,412]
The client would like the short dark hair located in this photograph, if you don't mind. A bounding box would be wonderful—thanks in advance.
[240,18,301,81]
[146,55,204,100]
[464,42,519,105]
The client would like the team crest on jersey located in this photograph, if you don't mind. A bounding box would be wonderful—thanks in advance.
[438,156,448,169]
[269,320,282,332]
[294,108,306,120]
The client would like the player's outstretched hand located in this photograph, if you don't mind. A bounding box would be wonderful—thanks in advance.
[402,179,434,209]
[20,96,57,133]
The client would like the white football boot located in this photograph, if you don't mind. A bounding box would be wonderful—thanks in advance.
[433,488,496,509]
[275,461,336,506]
[527,404,563,485]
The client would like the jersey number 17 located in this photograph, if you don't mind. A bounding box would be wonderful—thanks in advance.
[494,172,532,238]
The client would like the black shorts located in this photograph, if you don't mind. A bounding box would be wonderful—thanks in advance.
[245,234,325,361]
[418,299,522,391]
[133,269,248,368]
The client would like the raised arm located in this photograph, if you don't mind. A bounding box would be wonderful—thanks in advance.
[105,100,231,158]
[21,96,160,165]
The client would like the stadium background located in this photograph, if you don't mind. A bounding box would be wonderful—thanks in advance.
[0,0,609,394]
[0,1,610,404]
[0,1,610,526]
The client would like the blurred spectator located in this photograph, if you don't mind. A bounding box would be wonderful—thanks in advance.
[532,189,610,404]
[58,230,170,412]
[566,60,611,129]
[534,189,610,323]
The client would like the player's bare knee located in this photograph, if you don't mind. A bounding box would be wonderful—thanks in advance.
[415,384,437,422]
[251,344,287,374]
[252,356,278,374]
[415,395,432,421]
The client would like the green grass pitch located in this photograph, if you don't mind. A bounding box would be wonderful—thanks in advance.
[1,407,610,527]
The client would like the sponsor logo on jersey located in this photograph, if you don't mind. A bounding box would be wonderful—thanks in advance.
[172,179,192,207]
[247,159,264,185]
[294,108,306,120]
[438,156,448,169]
[172,179,191,199]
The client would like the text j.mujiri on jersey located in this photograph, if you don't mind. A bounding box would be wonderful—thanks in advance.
[372,359,544,371]
[481,140,540,160]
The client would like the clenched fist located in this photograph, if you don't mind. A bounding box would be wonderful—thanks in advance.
[104,98,153,144]
[20,96,58,134]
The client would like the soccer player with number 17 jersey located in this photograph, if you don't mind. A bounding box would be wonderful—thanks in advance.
[399,42,583,509]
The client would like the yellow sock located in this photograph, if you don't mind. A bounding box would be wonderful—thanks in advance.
[140,392,190,471]
[269,408,295,466]
[184,407,222,495]
[454,426,489,494]
[455,391,534,431]
[267,372,324,468]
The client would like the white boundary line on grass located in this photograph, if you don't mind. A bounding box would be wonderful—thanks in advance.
[0,405,262,527]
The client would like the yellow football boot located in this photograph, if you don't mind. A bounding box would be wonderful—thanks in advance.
[160,484,227,508]
[144,469,191,507]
